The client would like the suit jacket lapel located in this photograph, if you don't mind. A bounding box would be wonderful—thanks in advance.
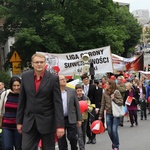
[66,87,70,106]
[36,71,50,95]
[28,70,36,94]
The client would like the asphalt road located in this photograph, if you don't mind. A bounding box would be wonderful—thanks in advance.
[85,111,150,150]
[55,111,150,150]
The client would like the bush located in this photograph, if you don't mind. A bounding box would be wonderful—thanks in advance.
[0,71,11,89]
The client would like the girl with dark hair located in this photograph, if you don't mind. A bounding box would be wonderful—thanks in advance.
[0,76,22,150]
[99,80,123,150]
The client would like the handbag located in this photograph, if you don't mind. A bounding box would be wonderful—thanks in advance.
[111,90,125,117]
[112,101,125,117]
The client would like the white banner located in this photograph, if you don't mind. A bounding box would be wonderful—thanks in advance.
[112,53,144,71]
[38,46,113,76]
[139,71,150,75]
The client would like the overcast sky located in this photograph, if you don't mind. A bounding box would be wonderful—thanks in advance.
[114,0,150,12]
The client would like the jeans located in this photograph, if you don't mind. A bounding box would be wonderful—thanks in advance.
[77,126,85,150]
[141,109,147,119]
[81,119,87,145]
[106,113,120,149]
[2,128,22,150]
[77,120,87,150]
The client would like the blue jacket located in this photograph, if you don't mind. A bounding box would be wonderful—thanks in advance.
[146,85,150,100]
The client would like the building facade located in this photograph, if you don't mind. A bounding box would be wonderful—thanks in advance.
[132,9,150,25]
[113,1,130,10]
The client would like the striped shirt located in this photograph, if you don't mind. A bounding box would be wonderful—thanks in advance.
[2,92,19,129]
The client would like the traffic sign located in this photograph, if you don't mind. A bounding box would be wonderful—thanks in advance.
[9,50,22,62]
[12,62,21,74]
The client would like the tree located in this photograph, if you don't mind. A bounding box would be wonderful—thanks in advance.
[0,71,11,89]
[113,5,142,57]
[144,27,150,47]
[0,0,142,69]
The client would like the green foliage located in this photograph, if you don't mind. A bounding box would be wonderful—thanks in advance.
[0,0,142,69]
[0,71,11,89]
[114,6,142,56]
[14,28,43,65]
[145,28,150,43]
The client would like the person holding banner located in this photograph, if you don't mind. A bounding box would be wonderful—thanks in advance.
[124,82,140,127]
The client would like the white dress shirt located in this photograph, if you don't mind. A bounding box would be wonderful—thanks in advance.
[61,90,68,116]
[84,84,89,96]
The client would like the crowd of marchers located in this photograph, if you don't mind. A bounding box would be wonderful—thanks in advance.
[0,53,150,150]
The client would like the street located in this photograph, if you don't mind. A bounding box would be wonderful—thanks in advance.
[55,111,150,150]
[85,112,149,150]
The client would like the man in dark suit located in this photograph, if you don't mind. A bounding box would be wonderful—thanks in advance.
[16,53,64,150]
[58,75,82,150]
[81,74,102,144]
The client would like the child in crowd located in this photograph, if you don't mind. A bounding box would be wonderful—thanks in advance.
[75,84,93,150]
[140,93,147,120]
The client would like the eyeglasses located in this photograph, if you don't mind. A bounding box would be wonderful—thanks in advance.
[59,78,66,81]
[32,61,45,64]
[83,78,89,81]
